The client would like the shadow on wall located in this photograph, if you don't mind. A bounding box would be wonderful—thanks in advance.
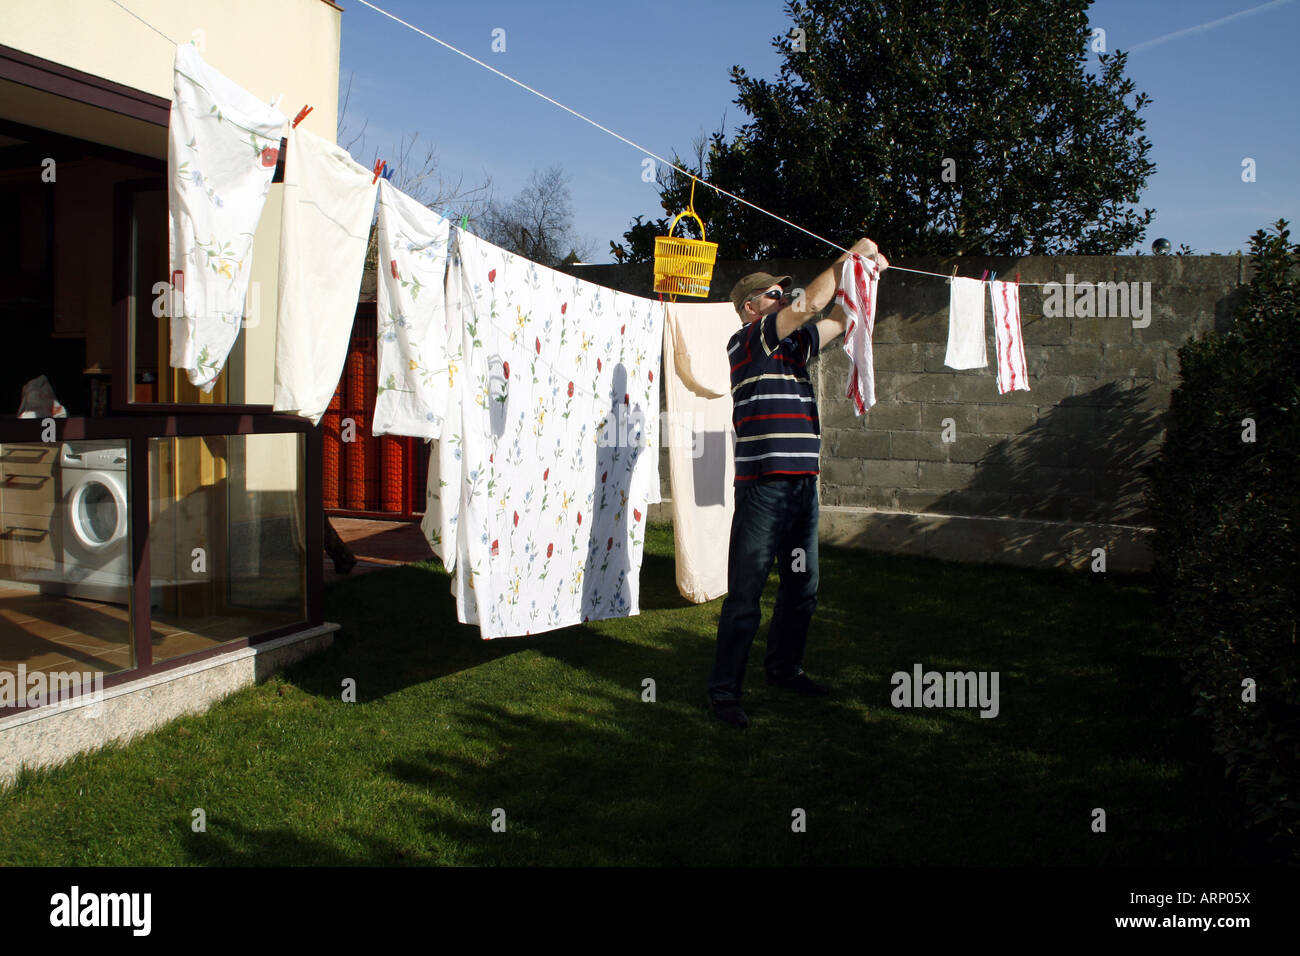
[929,381,1167,527]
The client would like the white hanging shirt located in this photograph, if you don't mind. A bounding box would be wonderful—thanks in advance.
[167,42,286,391]
[273,125,378,425]
[373,180,455,438]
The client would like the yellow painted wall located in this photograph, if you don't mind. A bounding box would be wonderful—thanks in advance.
[0,0,341,143]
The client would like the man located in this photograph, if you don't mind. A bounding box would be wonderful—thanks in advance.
[708,237,888,728]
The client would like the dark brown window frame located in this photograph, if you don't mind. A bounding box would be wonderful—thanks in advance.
[111,177,278,415]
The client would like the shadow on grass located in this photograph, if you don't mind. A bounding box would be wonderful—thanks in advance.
[636,547,701,611]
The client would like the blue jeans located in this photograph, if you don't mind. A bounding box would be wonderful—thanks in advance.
[708,476,820,701]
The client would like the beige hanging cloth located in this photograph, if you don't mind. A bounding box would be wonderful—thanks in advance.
[662,301,742,603]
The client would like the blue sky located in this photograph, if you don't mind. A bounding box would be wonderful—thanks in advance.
[337,0,1300,260]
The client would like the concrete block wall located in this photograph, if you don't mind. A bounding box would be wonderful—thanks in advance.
[564,256,1248,572]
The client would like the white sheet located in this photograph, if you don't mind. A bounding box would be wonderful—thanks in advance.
[424,229,664,638]
[167,42,285,391]
[272,125,378,425]
[373,180,455,438]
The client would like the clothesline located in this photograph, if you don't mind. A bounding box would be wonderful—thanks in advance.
[105,0,176,44]
[105,0,1052,289]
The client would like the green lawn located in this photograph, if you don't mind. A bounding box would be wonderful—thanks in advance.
[0,521,1269,865]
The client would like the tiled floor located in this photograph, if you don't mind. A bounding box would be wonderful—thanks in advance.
[0,590,134,675]
[0,586,302,678]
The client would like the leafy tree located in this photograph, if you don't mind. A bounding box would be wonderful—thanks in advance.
[616,0,1155,262]
[1145,220,1300,859]
[481,165,593,268]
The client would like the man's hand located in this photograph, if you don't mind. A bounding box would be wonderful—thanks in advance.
[848,237,879,258]
[814,237,888,348]
[840,236,889,272]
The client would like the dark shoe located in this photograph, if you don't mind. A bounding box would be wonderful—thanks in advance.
[767,672,829,696]
[709,698,750,728]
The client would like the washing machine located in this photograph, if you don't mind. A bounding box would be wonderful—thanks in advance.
[59,440,131,603]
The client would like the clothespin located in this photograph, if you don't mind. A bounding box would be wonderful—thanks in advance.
[980,269,989,282]
[1015,272,1021,286]
[988,270,998,284]
[372,159,385,184]
[291,105,313,128]
[381,166,395,181]
[460,213,469,230]
[949,265,958,284]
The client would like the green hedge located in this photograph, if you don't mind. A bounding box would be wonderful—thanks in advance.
[1145,220,1300,861]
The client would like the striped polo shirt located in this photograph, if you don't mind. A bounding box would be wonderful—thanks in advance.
[727,308,821,482]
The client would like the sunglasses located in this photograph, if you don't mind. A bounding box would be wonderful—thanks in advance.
[749,289,787,303]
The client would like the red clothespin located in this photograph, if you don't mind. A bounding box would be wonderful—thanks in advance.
[291,105,313,128]
[372,160,386,184]
[1015,272,1021,286]
[980,269,989,282]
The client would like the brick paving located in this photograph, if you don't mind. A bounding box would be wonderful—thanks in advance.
[323,516,439,584]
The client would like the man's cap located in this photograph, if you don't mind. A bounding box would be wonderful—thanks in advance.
[730,272,793,314]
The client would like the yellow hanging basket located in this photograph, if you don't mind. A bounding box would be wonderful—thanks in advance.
[653,180,718,298]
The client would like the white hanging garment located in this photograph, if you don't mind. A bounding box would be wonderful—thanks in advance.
[167,42,286,391]
[662,301,740,604]
[990,279,1030,394]
[837,253,881,413]
[427,227,663,638]
[273,125,378,425]
[373,180,455,438]
[945,275,988,369]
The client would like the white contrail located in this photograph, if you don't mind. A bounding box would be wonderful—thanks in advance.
[1127,0,1295,53]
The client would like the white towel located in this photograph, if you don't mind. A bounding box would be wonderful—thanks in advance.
[373,180,455,438]
[167,42,285,391]
[836,253,880,414]
[272,125,378,425]
[990,279,1030,393]
[945,276,987,369]
[663,301,741,604]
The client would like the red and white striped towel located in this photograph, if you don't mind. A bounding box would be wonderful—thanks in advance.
[836,253,881,414]
[989,279,1029,394]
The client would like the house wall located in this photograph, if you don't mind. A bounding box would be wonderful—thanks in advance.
[0,0,341,139]
[564,255,1248,572]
